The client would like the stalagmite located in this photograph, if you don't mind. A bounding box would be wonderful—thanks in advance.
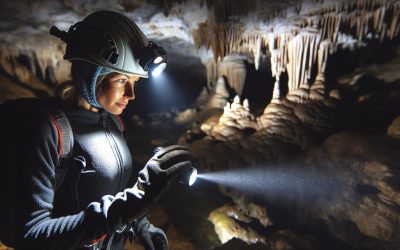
[205,96,258,140]
[243,98,250,111]
[207,76,230,109]
[271,74,282,103]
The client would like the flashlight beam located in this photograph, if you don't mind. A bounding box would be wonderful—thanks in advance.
[197,166,342,201]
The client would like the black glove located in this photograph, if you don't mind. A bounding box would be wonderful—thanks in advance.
[104,145,196,232]
[135,145,197,205]
[134,217,168,250]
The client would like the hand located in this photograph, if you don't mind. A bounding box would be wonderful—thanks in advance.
[103,145,196,232]
[135,145,197,204]
[133,217,168,250]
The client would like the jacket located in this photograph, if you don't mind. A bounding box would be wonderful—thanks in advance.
[10,102,134,250]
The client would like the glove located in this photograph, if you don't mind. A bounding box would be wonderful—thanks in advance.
[135,145,197,205]
[104,145,196,232]
[133,217,168,250]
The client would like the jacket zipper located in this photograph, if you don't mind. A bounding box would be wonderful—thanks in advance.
[101,114,123,190]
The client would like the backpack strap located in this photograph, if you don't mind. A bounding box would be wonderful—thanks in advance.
[48,110,74,159]
[47,110,74,191]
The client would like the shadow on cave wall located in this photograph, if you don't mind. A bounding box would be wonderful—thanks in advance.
[241,60,275,115]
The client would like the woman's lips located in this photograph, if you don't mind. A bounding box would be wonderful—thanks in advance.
[116,103,127,109]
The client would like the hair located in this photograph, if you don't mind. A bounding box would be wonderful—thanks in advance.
[55,80,78,102]
[55,68,110,104]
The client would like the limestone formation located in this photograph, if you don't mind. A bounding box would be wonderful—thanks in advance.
[185,49,400,248]
[205,95,258,141]
[192,0,400,103]
[307,132,400,249]
[206,76,230,110]
[0,37,70,86]
[387,116,400,138]
[218,55,247,96]
[219,187,272,228]
[208,204,267,245]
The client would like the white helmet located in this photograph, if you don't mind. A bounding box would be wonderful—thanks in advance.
[50,11,167,78]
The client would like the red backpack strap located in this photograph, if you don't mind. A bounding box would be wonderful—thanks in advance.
[48,110,74,159]
[49,114,63,157]
[47,110,74,191]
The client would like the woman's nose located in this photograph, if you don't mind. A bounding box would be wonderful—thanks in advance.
[124,83,135,100]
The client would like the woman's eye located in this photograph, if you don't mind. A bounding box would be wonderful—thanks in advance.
[117,79,127,84]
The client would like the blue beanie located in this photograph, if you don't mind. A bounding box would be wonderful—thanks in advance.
[71,61,112,109]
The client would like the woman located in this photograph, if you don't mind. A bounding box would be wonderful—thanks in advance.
[1,10,196,250]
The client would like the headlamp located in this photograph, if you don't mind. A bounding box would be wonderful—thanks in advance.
[138,41,167,77]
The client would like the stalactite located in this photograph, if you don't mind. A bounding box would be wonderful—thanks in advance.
[205,59,219,88]
[254,36,261,70]
[317,39,333,81]
[319,14,341,48]
[193,0,400,101]
[287,29,321,91]
[268,30,295,79]
[310,39,333,101]
[219,55,247,95]
[268,30,295,102]
[389,1,400,39]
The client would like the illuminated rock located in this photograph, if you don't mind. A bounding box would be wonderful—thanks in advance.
[293,102,337,132]
[0,41,70,86]
[206,96,258,140]
[207,76,230,110]
[219,55,247,96]
[387,116,400,138]
[219,188,272,227]
[286,88,310,103]
[200,115,220,134]
[208,204,267,245]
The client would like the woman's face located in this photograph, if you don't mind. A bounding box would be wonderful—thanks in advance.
[97,73,140,115]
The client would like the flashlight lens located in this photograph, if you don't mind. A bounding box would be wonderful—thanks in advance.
[188,168,197,186]
[154,56,163,64]
[151,62,166,77]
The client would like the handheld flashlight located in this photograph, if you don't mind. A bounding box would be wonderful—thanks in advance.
[179,167,198,186]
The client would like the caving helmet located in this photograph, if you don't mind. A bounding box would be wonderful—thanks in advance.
[50,10,167,78]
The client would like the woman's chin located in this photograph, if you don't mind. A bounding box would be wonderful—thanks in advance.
[112,109,123,115]
[107,106,123,115]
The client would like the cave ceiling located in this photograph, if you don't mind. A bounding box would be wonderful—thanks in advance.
[1,0,399,90]
[1,1,400,250]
